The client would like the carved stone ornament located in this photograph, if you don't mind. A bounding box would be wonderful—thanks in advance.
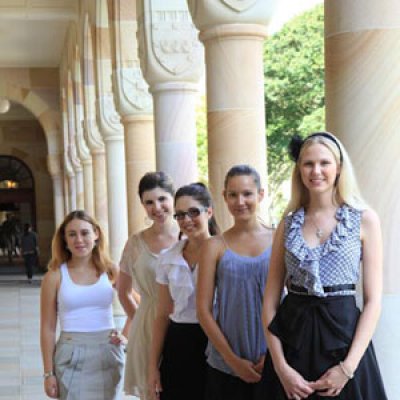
[98,95,124,138]
[221,0,258,12]
[119,67,153,113]
[150,10,202,75]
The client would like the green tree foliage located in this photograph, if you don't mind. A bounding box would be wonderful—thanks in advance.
[196,95,208,183]
[265,4,325,219]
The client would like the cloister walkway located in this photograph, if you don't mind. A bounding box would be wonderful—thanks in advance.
[0,274,136,400]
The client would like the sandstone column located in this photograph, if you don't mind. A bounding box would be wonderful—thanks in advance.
[73,52,95,216]
[47,153,65,226]
[137,0,204,188]
[62,94,77,213]
[63,174,70,214]
[325,1,400,397]
[188,0,277,230]
[65,83,85,210]
[96,0,128,263]
[107,0,155,234]
[82,13,109,238]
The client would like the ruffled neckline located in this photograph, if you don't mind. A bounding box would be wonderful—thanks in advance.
[159,240,197,313]
[286,204,354,295]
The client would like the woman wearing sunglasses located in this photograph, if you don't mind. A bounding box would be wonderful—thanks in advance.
[148,182,218,400]
[197,165,274,400]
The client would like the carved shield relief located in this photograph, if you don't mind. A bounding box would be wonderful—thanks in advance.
[150,9,202,76]
[221,0,258,12]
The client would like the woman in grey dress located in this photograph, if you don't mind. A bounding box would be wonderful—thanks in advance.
[40,210,125,400]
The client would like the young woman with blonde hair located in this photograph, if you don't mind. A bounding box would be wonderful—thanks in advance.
[40,210,124,400]
[259,132,387,399]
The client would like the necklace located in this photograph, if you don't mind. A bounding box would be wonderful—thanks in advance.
[307,207,338,240]
[308,215,324,239]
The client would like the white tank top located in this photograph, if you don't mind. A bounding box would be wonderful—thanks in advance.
[57,263,114,332]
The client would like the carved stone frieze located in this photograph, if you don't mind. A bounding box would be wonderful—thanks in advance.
[116,66,153,114]
[150,9,202,76]
[95,9,124,138]
[188,0,278,31]
[108,0,153,115]
[137,0,203,84]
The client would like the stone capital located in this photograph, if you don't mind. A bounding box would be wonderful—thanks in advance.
[63,150,75,178]
[95,1,125,141]
[96,94,124,140]
[83,119,105,153]
[68,143,83,173]
[113,66,153,115]
[108,0,153,115]
[137,0,204,86]
[188,0,278,31]
[76,105,91,163]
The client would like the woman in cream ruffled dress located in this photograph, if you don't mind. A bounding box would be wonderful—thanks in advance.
[118,172,178,399]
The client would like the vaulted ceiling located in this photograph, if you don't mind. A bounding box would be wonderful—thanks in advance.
[0,0,78,67]
[0,0,78,119]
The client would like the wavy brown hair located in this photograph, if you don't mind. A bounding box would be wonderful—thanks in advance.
[48,210,115,280]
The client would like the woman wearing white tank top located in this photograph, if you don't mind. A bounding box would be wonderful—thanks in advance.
[40,210,125,400]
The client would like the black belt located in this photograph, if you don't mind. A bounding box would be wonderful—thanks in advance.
[288,283,356,294]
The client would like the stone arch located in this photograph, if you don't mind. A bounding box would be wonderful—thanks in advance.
[0,155,37,230]
[0,69,62,175]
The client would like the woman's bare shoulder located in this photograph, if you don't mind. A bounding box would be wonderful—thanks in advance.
[41,268,61,292]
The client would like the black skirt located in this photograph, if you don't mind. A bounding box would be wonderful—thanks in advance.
[159,320,208,400]
[205,365,264,400]
[258,293,387,400]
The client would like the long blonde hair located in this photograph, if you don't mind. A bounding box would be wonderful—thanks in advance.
[48,210,115,280]
[285,133,367,216]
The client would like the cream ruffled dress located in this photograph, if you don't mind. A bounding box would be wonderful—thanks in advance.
[120,233,166,399]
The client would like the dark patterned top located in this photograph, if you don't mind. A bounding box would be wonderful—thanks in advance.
[284,204,362,297]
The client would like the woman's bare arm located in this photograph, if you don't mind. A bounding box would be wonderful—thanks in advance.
[40,269,60,399]
[148,284,174,399]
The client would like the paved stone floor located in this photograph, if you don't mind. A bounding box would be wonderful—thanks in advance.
[0,273,138,400]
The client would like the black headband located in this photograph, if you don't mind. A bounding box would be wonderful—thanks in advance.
[288,132,343,164]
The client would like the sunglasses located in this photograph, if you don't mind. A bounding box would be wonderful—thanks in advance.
[173,207,207,221]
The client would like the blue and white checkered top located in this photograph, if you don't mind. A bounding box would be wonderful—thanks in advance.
[284,204,362,297]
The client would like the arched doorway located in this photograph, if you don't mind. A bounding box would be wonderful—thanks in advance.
[0,156,36,266]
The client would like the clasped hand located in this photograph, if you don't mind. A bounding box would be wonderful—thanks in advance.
[278,364,348,399]
[230,355,265,383]
[310,365,349,397]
